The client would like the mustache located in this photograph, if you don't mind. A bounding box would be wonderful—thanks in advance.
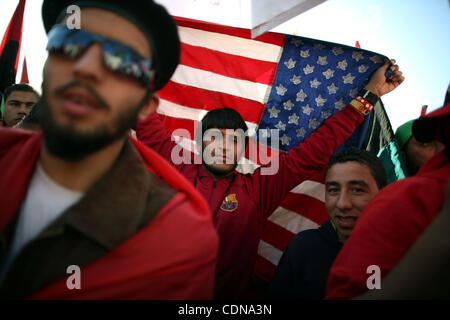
[54,81,109,110]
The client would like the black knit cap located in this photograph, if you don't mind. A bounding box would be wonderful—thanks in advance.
[42,0,180,91]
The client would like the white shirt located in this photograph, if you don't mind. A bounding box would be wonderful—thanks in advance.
[0,162,83,283]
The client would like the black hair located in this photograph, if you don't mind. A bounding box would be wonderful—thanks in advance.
[3,83,40,101]
[325,147,388,190]
[195,108,248,147]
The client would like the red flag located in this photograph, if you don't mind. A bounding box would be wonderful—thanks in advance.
[355,40,361,48]
[421,105,428,116]
[0,0,26,93]
[20,56,29,84]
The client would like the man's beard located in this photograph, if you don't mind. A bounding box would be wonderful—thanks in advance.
[39,81,148,161]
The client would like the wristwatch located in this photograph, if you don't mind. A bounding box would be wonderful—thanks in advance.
[358,88,379,106]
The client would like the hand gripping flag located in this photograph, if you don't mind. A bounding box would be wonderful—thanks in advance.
[151,17,406,285]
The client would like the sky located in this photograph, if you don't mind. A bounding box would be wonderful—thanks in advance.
[1,0,449,131]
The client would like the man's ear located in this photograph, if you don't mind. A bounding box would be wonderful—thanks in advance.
[137,92,159,121]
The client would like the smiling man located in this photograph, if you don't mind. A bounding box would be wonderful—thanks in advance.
[268,147,387,299]
[0,0,218,299]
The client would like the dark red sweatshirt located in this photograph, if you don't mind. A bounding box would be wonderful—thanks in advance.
[137,104,364,298]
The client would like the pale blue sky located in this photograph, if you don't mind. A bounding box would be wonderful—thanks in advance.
[1,0,449,130]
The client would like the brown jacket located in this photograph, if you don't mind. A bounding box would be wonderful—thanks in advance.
[0,131,218,299]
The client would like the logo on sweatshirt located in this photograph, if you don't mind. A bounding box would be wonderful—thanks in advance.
[221,194,238,212]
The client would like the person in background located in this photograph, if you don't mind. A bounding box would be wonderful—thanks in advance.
[395,118,444,176]
[268,148,387,299]
[326,95,450,299]
[1,83,40,127]
[0,0,218,299]
[15,102,42,131]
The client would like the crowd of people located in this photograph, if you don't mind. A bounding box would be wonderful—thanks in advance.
[0,0,448,300]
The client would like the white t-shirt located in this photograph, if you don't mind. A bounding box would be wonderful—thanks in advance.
[0,162,83,283]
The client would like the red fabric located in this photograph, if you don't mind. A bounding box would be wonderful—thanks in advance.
[137,104,364,298]
[20,56,29,84]
[325,151,450,299]
[0,127,219,299]
[159,82,264,124]
[0,0,26,73]
[421,105,428,117]
[0,128,40,233]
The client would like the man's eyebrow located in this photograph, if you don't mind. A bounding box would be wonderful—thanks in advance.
[348,180,369,187]
[7,99,36,104]
[325,180,370,187]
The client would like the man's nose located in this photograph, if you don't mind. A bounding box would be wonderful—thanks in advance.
[336,192,352,210]
[17,104,29,115]
[72,43,105,83]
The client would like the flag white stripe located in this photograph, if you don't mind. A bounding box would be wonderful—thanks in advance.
[257,240,284,266]
[170,65,271,103]
[158,101,259,136]
[268,206,320,234]
[178,26,282,63]
[290,180,325,202]
[158,99,209,122]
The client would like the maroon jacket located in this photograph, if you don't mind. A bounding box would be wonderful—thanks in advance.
[137,104,364,298]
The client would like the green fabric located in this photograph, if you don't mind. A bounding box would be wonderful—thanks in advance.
[395,119,414,150]
[361,100,408,183]
[1,96,4,119]
[377,140,408,184]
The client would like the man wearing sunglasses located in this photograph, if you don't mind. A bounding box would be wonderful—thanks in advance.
[0,0,218,299]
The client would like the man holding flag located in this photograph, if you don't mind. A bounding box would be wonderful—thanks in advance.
[137,55,404,298]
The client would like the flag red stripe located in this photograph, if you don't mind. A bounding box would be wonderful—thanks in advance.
[280,193,329,225]
[158,82,265,124]
[180,43,279,85]
[158,114,198,139]
[260,220,296,251]
[175,16,285,46]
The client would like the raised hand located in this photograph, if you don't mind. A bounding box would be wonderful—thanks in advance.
[364,59,404,97]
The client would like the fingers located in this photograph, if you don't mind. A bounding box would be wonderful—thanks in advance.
[390,71,404,84]
[387,59,404,84]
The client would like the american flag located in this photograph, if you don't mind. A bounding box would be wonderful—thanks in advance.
[153,17,386,283]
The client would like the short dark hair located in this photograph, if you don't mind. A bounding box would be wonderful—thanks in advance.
[3,83,40,101]
[325,147,388,190]
[196,108,248,147]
